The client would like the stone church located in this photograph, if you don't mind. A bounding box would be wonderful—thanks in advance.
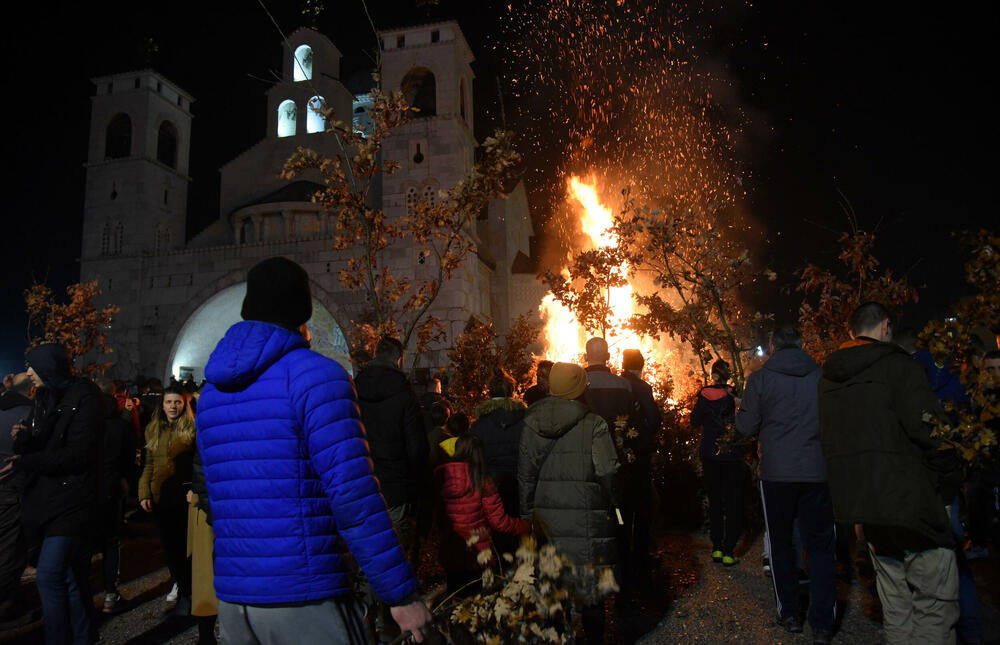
[80,22,547,383]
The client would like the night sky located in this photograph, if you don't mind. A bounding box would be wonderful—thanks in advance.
[1,1,995,376]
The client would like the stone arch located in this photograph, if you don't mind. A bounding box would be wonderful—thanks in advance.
[401,67,436,117]
[161,271,353,383]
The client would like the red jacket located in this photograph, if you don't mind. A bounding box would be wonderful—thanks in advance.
[435,461,529,570]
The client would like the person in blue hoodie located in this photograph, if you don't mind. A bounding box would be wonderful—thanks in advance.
[736,325,835,644]
[195,257,432,644]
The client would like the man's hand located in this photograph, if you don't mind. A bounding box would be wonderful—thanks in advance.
[11,423,26,440]
[0,456,20,481]
[140,499,153,512]
[389,600,433,643]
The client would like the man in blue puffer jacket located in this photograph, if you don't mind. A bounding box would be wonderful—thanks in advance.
[196,257,432,644]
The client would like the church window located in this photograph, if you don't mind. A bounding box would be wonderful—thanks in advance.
[293,45,313,82]
[163,189,169,206]
[134,78,141,89]
[401,68,436,117]
[431,30,440,43]
[422,184,437,206]
[106,82,113,94]
[277,100,297,137]
[240,219,255,244]
[177,96,183,107]
[157,121,179,168]
[101,223,111,255]
[105,114,132,159]
[405,186,418,213]
[156,81,162,93]
[396,35,405,48]
[307,96,326,133]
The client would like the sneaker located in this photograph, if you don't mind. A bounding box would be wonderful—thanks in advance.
[722,554,739,566]
[762,556,771,572]
[778,615,803,633]
[711,550,723,563]
[166,583,179,603]
[966,543,989,560]
[103,592,121,613]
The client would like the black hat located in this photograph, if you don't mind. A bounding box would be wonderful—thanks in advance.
[25,343,74,392]
[241,257,313,329]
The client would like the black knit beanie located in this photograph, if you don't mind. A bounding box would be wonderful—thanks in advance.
[25,343,74,393]
[240,257,313,329]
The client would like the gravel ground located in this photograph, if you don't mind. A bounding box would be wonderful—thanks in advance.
[639,532,1000,645]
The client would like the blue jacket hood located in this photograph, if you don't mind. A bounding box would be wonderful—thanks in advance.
[205,321,309,390]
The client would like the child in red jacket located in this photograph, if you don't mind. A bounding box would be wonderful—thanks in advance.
[435,434,530,595]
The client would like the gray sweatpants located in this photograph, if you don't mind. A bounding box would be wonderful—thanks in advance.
[868,544,959,645]
[218,596,370,645]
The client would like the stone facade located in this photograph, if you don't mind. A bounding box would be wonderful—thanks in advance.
[79,23,539,383]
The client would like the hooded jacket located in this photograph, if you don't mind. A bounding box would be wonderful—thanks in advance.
[736,348,826,482]
[471,398,526,512]
[519,396,620,566]
[196,321,418,606]
[819,340,955,547]
[354,359,428,508]
[692,384,738,462]
[17,344,103,538]
[435,461,529,571]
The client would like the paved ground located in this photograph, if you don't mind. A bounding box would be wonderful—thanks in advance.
[2,521,998,643]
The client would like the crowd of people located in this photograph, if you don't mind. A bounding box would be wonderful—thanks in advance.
[0,256,996,645]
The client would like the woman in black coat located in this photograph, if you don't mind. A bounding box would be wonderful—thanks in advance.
[1,344,103,645]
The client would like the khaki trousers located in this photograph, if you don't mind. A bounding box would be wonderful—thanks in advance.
[869,544,959,645]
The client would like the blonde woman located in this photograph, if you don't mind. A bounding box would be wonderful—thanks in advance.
[139,386,195,615]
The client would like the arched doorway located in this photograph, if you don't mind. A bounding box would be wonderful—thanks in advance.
[164,282,351,383]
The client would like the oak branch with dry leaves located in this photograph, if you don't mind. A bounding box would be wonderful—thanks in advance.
[281,79,519,355]
[24,281,119,375]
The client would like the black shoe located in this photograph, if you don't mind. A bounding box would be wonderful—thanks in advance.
[168,595,191,617]
[811,627,832,644]
[778,615,803,633]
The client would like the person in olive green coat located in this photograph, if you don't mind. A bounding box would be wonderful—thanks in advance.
[519,362,620,645]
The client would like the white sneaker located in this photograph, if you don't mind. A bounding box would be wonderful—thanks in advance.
[166,583,179,603]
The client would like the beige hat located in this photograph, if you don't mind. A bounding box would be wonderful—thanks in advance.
[548,362,588,400]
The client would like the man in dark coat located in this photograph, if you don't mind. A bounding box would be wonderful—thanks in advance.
[620,349,660,577]
[471,372,527,552]
[94,378,137,613]
[355,336,429,551]
[1,344,104,645]
[819,302,959,644]
[0,373,32,624]
[736,326,835,642]
[582,337,641,587]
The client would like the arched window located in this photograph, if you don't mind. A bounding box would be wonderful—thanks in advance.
[401,68,436,117]
[306,96,326,133]
[105,113,132,159]
[277,100,297,137]
[460,78,467,123]
[240,219,255,244]
[101,223,112,255]
[157,121,178,168]
[405,186,418,213]
[294,45,313,81]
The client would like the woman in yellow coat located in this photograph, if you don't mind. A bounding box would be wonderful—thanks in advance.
[187,445,217,644]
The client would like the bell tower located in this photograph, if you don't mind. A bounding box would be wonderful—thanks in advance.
[81,70,194,264]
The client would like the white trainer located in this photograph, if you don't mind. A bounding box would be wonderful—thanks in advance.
[166,583,179,603]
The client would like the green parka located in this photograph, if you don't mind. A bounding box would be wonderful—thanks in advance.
[819,340,957,547]
[518,396,620,566]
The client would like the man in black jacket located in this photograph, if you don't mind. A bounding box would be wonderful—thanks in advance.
[620,349,660,578]
[0,373,32,625]
[737,326,835,643]
[1,344,104,645]
[820,302,959,644]
[355,336,428,551]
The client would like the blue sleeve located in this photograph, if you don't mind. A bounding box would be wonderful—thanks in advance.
[291,354,418,606]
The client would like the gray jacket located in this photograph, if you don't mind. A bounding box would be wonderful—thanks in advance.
[736,348,826,483]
